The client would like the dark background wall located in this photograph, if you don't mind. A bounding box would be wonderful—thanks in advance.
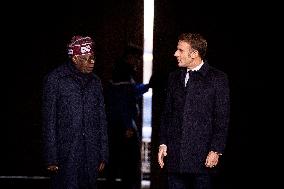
[150,1,278,188]
[1,0,143,177]
[151,1,249,189]
[0,0,275,188]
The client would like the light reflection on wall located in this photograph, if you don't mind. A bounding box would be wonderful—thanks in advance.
[141,0,154,183]
[142,0,154,141]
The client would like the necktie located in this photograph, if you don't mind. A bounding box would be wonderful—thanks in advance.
[184,70,191,87]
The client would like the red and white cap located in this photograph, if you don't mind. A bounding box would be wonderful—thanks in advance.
[67,36,94,56]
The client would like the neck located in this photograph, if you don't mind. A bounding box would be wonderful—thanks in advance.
[187,57,202,70]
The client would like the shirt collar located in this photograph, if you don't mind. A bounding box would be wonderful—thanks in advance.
[187,60,204,72]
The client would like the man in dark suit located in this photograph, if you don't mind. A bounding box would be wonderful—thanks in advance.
[158,33,230,189]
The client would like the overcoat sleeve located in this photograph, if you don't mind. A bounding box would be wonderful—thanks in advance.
[42,74,58,165]
[159,74,173,146]
[97,80,109,163]
[210,73,230,154]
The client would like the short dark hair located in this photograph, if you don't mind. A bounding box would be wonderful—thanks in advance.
[178,33,207,60]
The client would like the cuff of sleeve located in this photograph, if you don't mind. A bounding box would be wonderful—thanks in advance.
[211,151,222,156]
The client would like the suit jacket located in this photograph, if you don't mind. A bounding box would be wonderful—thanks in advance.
[159,62,230,173]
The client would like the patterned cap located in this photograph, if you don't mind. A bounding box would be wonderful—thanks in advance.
[67,36,94,56]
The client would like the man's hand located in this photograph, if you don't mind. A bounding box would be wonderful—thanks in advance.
[158,144,167,168]
[98,161,105,172]
[205,151,220,168]
[47,165,59,173]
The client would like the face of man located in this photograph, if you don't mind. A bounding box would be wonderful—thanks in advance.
[174,40,196,68]
[72,53,95,74]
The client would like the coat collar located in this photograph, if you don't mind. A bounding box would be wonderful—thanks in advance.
[197,61,209,77]
[179,60,209,80]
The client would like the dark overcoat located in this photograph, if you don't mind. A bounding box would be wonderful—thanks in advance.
[42,62,108,189]
[159,62,230,173]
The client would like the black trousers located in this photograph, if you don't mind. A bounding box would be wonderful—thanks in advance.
[168,172,212,189]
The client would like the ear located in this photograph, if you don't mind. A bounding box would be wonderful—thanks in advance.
[72,56,77,64]
[191,50,199,58]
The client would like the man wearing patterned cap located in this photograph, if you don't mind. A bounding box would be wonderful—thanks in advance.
[42,35,109,189]
[67,35,96,74]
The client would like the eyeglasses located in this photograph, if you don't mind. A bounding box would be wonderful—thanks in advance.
[74,54,95,63]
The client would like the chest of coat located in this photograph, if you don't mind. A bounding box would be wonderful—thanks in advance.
[171,78,215,112]
[57,77,100,108]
